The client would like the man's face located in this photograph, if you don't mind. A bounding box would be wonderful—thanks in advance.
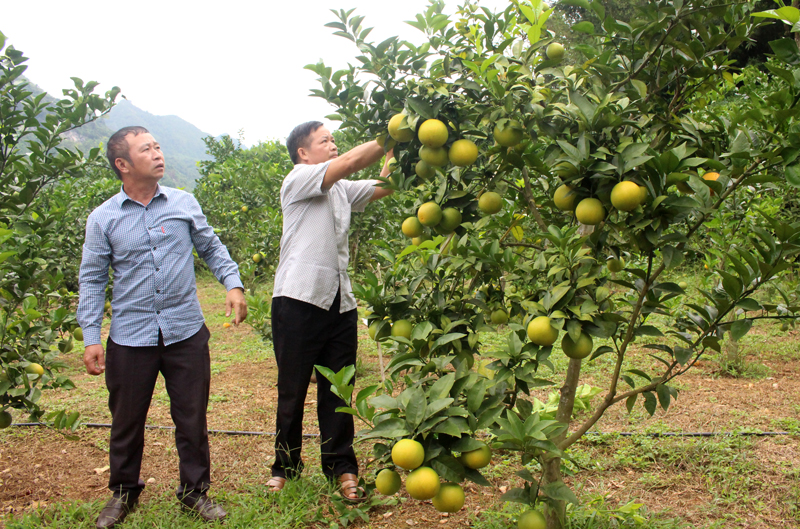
[119,132,165,181]
[300,126,338,164]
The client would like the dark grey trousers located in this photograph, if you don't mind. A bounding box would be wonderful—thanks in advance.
[270,291,358,480]
[105,324,211,500]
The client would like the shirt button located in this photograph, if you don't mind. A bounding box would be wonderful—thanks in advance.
[156,268,160,271]
[156,311,161,314]
[156,289,161,293]
[153,247,157,251]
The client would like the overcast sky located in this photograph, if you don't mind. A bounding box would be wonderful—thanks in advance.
[6,0,511,145]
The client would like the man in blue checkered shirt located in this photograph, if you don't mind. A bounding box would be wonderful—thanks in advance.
[77,126,246,528]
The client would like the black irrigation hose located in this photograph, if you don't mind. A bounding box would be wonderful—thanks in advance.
[9,422,793,438]
[584,431,792,438]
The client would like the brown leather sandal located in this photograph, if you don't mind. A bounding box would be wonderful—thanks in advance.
[337,473,366,503]
[266,476,286,492]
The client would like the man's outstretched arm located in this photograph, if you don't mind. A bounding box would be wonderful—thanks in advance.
[322,140,385,189]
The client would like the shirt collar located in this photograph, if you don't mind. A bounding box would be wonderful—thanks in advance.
[117,184,166,207]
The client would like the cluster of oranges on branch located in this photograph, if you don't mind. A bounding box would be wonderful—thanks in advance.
[374,438,492,513]
[385,114,506,246]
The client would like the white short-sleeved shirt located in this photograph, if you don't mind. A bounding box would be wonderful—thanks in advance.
[272,161,377,312]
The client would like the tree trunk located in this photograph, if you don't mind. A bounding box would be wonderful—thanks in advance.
[543,222,594,528]
[542,357,583,528]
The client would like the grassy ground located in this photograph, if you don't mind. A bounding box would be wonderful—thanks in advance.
[1,270,798,528]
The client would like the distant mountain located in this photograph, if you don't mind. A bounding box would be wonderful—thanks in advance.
[28,80,215,189]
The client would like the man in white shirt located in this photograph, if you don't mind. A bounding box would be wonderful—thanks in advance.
[267,121,393,501]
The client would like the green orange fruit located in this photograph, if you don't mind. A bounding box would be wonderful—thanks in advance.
[546,42,565,61]
[490,309,508,325]
[493,121,524,147]
[375,468,402,495]
[607,257,625,273]
[417,202,443,227]
[432,482,465,513]
[527,316,558,346]
[412,234,431,246]
[449,139,479,166]
[438,208,462,233]
[391,319,413,339]
[610,181,642,212]
[388,114,414,142]
[459,444,492,469]
[478,192,503,215]
[575,198,605,225]
[419,145,449,167]
[518,509,546,529]
[402,217,424,238]
[553,184,577,211]
[415,160,435,180]
[405,466,440,500]
[369,321,391,342]
[392,439,425,470]
[561,331,594,359]
[418,119,449,148]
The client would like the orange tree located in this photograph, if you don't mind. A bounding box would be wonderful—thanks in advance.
[194,137,292,287]
[0,33,120,430]
[310,1,800,526]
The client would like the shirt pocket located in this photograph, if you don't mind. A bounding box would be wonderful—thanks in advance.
[152,218,193,255]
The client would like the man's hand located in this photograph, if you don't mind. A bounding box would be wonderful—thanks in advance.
[84,344,106,375]
[226,287,248,325]
[371,147,396,202]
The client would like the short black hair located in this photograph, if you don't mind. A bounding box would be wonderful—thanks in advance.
[107,126,150,179]
[286,121,323,164]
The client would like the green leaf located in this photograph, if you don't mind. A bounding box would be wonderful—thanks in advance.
[500,487,529,503]
[451,436,485,453]
[407,97,434,119]
[467,379,490,413]
[405,387,428,430]
[370,395,398,409]
[426,398,454,419]
[431,333,467,353]
[430,454,464,483]
[674,346,693,366]
[786,162,800,187]
[562,0,591,9]
[541,481,578,504]
[361,418,409,439]
[428,373,455,400]
[643,392,657,416]
[770,39,800,65]
[730,319,753,341]
[463,467,492,486]
[656,384,671,411]
[434,417,469,437]
[634,325,663,337]
[661,246,684,269]
[630,79,647,98]
[626,394,637,413]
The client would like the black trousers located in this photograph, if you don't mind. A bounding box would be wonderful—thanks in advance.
[105,325,212,500]
[271,292,358,479]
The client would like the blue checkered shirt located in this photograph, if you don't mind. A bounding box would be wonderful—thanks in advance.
[77,185,243,347]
